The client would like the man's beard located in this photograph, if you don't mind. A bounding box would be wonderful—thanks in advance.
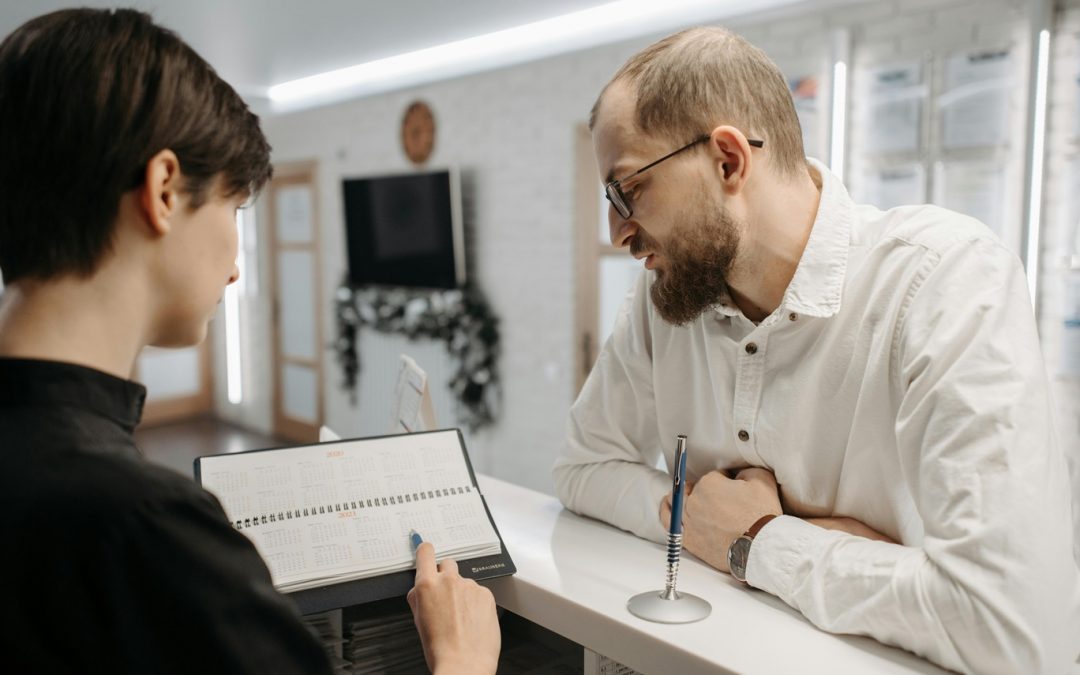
[635,199,740,326]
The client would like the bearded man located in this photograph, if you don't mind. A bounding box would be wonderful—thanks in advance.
[553,26,1079,675]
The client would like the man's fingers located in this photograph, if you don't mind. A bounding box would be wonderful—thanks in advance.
[414,542,437,581]
[736,467,777,489]
[438,556,460,576]
[702,468,733,485]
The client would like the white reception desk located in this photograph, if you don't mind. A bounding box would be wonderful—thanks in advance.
[478,475,948,675]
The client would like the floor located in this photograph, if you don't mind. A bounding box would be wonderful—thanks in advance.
[134,414,286,478]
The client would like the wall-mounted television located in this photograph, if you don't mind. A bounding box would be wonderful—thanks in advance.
[342,169,465,289]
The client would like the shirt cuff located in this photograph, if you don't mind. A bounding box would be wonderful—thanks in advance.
[744,515,833,599]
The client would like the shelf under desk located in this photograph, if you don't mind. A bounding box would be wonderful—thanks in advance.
[477,474,948,675]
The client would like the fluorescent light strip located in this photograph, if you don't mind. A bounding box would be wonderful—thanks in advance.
[225,210,246,405]
[268,0,805,111]
[829,60,847,182]
[1025,28,1049,302]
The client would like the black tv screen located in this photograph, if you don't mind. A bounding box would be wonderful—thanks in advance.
[342,169,464,289]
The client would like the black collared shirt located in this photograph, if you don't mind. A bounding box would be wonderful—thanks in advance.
[0,358,331,673]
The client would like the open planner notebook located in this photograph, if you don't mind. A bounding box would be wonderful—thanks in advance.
[195,429,512,601]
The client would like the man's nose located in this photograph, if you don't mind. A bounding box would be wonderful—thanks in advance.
[227,264,240,286]
[609,206,636,248]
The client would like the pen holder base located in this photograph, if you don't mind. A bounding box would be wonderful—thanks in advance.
[627,589,711,624]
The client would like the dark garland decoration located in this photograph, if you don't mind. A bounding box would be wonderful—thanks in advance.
[333,279,501,431]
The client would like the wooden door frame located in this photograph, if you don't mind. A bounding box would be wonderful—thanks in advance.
[574,123,600,395]
[573,123,624,395]
[268,161,324,443]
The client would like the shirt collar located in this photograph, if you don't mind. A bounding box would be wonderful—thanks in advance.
[778,158,851,318]
[711,286,742,318]
[711,158,852,321]
[0,358,146,432]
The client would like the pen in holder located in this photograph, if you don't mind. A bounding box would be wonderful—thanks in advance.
[627,435,712,624]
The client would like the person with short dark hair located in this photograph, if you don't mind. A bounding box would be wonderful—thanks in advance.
[0,9,499,673]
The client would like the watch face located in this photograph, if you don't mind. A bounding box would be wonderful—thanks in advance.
[728,535,752,582]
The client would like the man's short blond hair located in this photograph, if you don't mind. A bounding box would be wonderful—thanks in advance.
[591,26,805,178]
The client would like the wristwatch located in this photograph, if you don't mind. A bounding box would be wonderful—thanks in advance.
[728,514,778,583]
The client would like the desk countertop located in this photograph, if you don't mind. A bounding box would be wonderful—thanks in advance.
[479,475,947,675]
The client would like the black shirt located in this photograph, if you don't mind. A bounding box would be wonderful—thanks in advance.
[0,358,332,673]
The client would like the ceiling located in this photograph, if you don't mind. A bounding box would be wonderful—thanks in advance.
[0,1,847,113]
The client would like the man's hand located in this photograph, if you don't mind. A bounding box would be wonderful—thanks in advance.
[407,543,500,675]
[661,468,782,573]
[659,468,899,570]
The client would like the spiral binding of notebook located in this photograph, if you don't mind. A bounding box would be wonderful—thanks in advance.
[233,485,474,531]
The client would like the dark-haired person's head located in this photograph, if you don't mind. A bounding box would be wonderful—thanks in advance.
[0,8,271,345]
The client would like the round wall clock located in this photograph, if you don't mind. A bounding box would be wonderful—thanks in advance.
[401,101,436,165]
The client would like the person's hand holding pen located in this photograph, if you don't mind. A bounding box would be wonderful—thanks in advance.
[406,533,501,675]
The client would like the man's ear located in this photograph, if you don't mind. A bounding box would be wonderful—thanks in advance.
[138,149,182,236]
[706,126,753,195]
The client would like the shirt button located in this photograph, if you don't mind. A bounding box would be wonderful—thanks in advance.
[745,342,758,355]
[738,429,750,442]
[788,312,799,322]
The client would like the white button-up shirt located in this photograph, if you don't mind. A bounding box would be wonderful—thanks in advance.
[554,160,1080,674]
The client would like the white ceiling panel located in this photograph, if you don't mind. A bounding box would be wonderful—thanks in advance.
[0,1,860,114]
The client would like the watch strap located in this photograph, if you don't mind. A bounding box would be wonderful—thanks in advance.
[744,513,778,539]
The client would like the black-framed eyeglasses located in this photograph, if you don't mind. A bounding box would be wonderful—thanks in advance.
[604,134,765,220]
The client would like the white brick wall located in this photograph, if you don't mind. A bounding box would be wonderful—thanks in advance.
[248,43,644,494]
[215,0,1079,495]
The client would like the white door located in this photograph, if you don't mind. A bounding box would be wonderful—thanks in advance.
[136,343,211,425]
[574,124,642,393]
[269,166,323,442]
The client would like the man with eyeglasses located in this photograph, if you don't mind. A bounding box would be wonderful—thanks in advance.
[554,26,1079,675]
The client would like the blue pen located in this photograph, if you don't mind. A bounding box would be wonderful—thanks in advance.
[669,435,688,537]
[627,433,711,620]
[661,435,688,601]
[409,529,423,553]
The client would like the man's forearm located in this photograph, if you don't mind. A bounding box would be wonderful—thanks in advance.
[553,455,672,543]
[804,516,896,543]
[746,516,1076,675]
